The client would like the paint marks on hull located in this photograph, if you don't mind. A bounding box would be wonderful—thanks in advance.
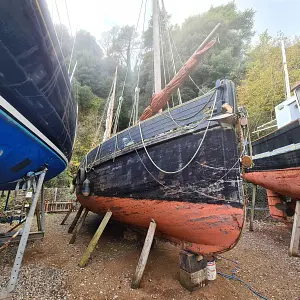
[244,167,300,199]
[77,195,244,255]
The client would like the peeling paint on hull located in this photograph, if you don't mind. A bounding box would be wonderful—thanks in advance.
[243,167,300,199]
[77,195,244,255]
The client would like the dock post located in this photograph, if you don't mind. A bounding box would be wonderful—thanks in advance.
[249,184,257,231]
[68,204,84,233]
[131,219,156,289]
[69,207,89,244]
[79,211,112,267]
[289,201,300,257]
[60,205,74,225]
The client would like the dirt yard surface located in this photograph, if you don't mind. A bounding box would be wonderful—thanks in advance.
[0,213,299,300]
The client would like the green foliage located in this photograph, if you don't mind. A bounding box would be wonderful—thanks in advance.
[138,2,255,110]
[52,2,300,187]
[237,32,300,133]
[46,169,71,188]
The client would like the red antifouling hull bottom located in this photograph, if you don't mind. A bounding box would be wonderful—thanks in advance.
[243,168,300,199]
[77,195,244,255]
[244,168,300,222]
[266,189,286,220]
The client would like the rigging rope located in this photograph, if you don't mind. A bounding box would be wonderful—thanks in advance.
[137,90,217,174]
[128,0,148,127]
[64,0,72,34]
[160,5,182,105]
[112,0,145,134]
[68,30,77,75]
[54,0,64,51]
[161,0,205,95]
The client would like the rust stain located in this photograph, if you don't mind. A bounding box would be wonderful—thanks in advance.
[77,194,244,255]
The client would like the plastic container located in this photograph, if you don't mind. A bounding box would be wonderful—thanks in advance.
[207,260,216,281]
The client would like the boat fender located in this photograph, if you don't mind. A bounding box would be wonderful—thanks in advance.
[77,167,86,185]
[241,155,253,168]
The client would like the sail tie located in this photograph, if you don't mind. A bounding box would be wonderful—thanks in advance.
[140,39,217,121]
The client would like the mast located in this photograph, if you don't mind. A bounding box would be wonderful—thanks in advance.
[153,0,161,94]
[281,40,291,99]
[103,67,118,142]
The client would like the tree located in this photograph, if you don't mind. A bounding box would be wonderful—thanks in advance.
[100,25,137,69]
[138,2,255,111]
[237,32,300,133]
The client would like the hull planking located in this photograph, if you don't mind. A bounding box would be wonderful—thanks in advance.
[77,80,244,255]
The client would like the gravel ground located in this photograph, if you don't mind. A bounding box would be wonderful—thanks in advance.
[0,213,299,300]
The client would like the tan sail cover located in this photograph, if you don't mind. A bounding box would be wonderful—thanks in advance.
[140,39,216,121]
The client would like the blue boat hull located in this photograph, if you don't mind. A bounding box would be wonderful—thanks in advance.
[0,0,77,189]
[0,106,66,190]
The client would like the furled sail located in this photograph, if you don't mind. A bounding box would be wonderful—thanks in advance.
[140,39,216,120]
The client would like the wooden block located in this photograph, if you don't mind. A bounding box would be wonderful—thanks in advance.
[179,268,207,292]
[179,250,207,273]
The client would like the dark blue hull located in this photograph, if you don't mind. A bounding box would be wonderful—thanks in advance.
[0,0,77,189]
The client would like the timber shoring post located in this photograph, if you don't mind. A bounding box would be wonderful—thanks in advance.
[60,205,74,225]
[79,211,112,268]
[289,201,300,257]
[68,204,84,233]
[69,208,89,244]
[131,219,156,289]
[36,195,42,232]
[41,185,45,232]
[249,184,257,232]
[4,190,10,211]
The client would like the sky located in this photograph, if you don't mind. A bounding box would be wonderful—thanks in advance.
[47,0,300,42]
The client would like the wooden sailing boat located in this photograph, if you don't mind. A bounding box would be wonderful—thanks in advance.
[244,41,300,221]
[75,0,244,255]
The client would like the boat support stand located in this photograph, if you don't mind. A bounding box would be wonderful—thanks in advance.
[67,204,84,233]
[289,200,300,257]
[249,183,257,231]
[78,211,112,267]
[69,207,89,244]
[60,204,75,225]
[0,169,47,299]
[131,219,156,289]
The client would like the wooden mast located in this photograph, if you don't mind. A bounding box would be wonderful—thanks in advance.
[103,67,118,142]
[153,0,161,94]
[281,41,291,99]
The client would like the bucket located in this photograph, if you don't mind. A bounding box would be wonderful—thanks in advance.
[207,261,216,281]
